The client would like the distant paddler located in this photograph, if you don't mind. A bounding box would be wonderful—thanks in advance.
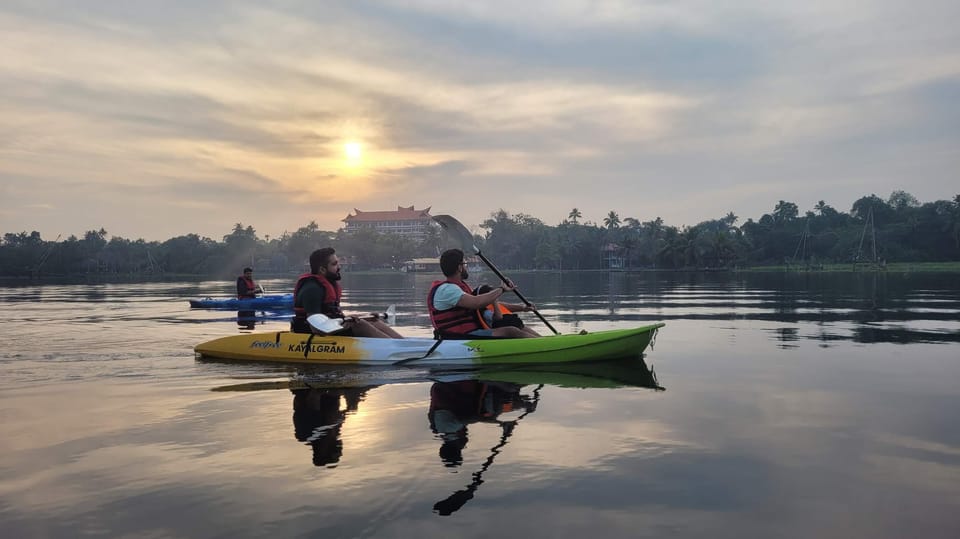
[236,267,263,299]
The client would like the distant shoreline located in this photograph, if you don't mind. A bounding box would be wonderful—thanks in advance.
[4,261,959,284]
[739,261,960,273]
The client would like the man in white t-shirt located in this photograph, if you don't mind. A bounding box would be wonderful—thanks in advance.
[427,249,532,338]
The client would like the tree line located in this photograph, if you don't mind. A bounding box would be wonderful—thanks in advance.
[2,191,958,277]
[0,221,442,278]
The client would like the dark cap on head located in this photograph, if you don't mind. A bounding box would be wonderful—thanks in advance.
[243,267,253,273]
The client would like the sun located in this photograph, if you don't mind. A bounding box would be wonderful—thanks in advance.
[344,141,363,161]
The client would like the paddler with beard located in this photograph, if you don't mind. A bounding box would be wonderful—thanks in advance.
[290,247,404,338]
[427,248,532,339]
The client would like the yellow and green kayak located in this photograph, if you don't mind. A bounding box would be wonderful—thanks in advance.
[194,323,664,366]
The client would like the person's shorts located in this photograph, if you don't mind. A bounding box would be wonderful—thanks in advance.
[468,329,495,337]
[492,314,524,328]
[330,326,355,337]
[291,319,354,336]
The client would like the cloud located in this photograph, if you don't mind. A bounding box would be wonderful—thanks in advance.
[0,1,957,240]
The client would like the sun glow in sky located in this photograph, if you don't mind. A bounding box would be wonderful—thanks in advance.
[344,141,363,164]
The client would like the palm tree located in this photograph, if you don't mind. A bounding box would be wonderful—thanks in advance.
[568,208,582,225]
[772,200,798,224]
[722,212,738,228]
[603,211,621,229]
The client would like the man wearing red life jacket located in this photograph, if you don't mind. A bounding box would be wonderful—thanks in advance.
[236,267,262,299]
[290,247,404,338]
[427,249,531,339]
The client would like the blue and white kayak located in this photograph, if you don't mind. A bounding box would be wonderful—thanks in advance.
[188,293,294,310]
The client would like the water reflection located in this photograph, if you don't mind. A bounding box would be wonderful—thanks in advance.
[2,272,956,346]
[292,386,375,467]
[3,274,958,536]
[428,380,540,515]
[215,357,663,514]
[237,310,256,330]
[546,272,960,345]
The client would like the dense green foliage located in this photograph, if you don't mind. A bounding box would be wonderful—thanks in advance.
[0,221,441,277]
[2,191,958,277]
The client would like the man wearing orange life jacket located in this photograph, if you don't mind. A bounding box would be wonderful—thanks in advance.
[427,249,532,339]
[236,267,262,299]
[473,284,541,337]
[290,247,404,338]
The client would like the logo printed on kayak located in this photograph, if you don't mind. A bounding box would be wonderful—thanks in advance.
[289,341,346,354]
[250,341,284,349]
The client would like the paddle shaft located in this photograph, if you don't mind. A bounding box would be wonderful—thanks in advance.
[474,250,559,335]
[392,338,444,365]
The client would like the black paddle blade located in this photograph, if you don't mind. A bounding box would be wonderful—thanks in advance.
[433,487,477,516]
[432,214,479,254]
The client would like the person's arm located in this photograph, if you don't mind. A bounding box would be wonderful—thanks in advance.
[501,302,534,312]
[455,283,515,310]
[489,299,503,321]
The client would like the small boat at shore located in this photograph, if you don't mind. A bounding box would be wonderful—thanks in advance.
[194,323,664,366]
[188,293,294,310]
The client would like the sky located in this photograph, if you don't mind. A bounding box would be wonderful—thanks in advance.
[1,0,958,242]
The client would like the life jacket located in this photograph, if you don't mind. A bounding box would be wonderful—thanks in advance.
[429,381,487,425]
[237,276,257,299]
[477,303,514,330]
[292,273,343,331]
[428,381,517,429]
[427,280,484,336]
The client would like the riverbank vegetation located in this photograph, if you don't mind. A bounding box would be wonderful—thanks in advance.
[2,191,958,277]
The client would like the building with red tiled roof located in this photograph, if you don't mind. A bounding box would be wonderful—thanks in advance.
[342,205,435,241]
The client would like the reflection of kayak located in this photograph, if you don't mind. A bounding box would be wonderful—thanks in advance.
[188,294,293,310]
[210,356,664,392]
[194,323,664,366]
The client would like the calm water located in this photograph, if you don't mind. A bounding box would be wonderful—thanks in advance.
[2,271,959,538]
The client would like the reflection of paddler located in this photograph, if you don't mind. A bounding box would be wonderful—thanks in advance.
[291,387,373,467]
[237,309,256,330]
[429,380,543,516]
[427,380,532,467]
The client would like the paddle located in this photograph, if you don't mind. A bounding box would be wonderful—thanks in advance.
[392,338,444,366]
[432,214,559,335]
[307,305,397,334]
